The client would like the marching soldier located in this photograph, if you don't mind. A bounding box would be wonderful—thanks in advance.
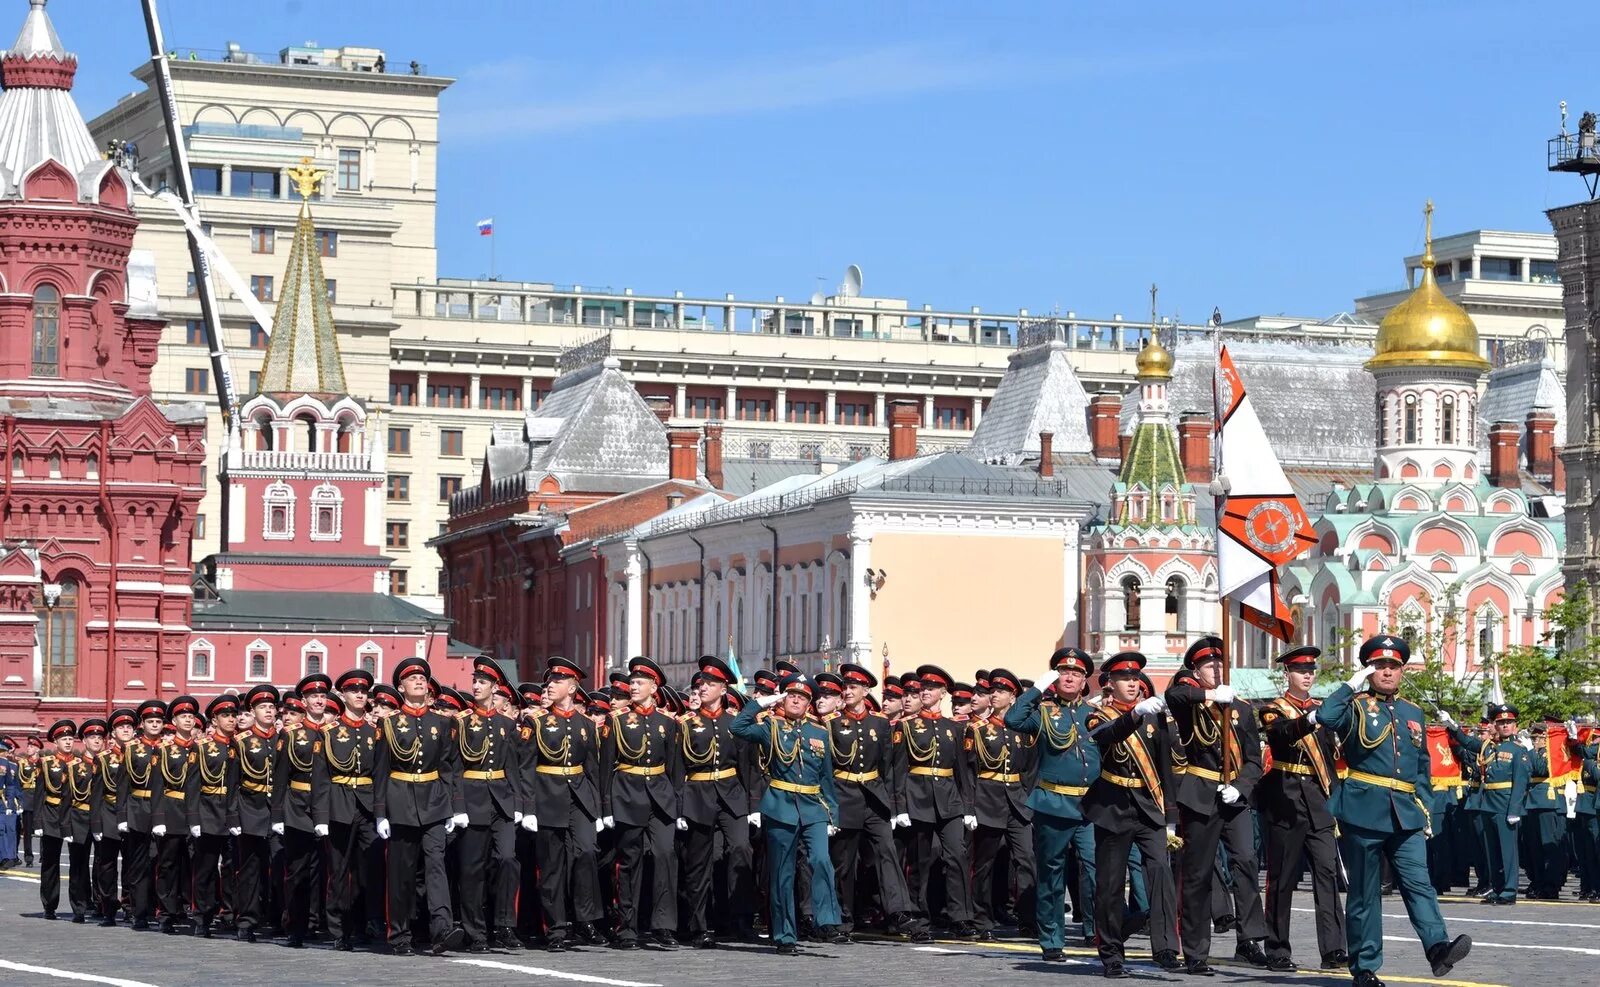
[152,695,201,934]
[828,661,913,939]
[1257,646,1346,972]
[600,656,683,950]
[968,667,1036,942]
[1004,648,1100,961]
[234,685,279,942]
[1442,703,1527,904]
[36,719,91,921]
[512,680,548,946]
[678,655,755,947]
[1570,723,1600,901]
[1323,636,1472,986]
[454,656,521,952]
[1165,637,1267,973]
[91,709,135,925]
[522,656,604,950]
[274,683,331,948]
[1523,723,1566,898]
[16,735,39,869]
[0,740,16,870]
[732,672,842,955]
[324,669,382,950]
[896,664,976,940]
[1085,652,1182,977]
[116,700,165,930]
[373,656,465,956]
[193,695,241,938]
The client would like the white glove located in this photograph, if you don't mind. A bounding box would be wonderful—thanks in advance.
[444,817,456,834]
[513,811,523,824]
[229,827,241,837]
[189,825,201,839]
[1219,784,1241,805]
[1039,669,1061,692]
[1132,696,1165,717]
[1436,709,1454,727]
[376,817,391,840]
[64,834,73,844]
[1567,780,1579,801]
[757,693,783,709]
[1566,719,1580,738]
[827,825,839,837]
[675,817,688,832]
[1306,710,1318,727]
[269,822,283,836]
[93,832,101,842]
[152,824,167,838]
[893,812,911,829]
[748,813,762,829]
[1166,823,1178,841]
[33,828,41,836]
[1208,684,1235,705]
[313,823,328,838]
[521,815,538,833]
[962,814,977,831]
[1345,664,1375,690]
[1567,798,1578,820]
[116,821,128,834]
[1518,737,1534,751]
[451,812,469,830]
[602,815,615,830]
[1508,815,1521,826]
[595,817,607,834]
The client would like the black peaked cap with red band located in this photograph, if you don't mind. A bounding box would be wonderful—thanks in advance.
[1359,635,1411,666]
[916,664,954,691]
[697,655,735,686]
[1098,651,1147,686]
[988,668,1021,693]
[336,669,375,692]
[1275,646,1321,669]
[297,673,333,696]
[1183,636,1225,670]
[1050,647,1094,677]
[628,656,665,685]
[546,655,585,681]
[472,656,508,688]
[814,672,844,696]
[838,663,878,689]
[244,685,280,709]
[167,695,200,719]
[392,656,431,688]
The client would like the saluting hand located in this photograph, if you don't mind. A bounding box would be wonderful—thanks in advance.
[1345,664,1375,690]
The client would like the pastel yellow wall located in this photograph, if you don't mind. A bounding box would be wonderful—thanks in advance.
[869,531,1069,685]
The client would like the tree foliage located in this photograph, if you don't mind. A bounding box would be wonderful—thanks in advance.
[1485,583,1600,721]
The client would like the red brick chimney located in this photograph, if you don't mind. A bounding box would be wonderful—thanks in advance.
[1117,432,1131,467]
[1039,431,1054,478]
[645,394,672,424]
[1088,392,1121,463]
[1178,412,1212,484]
[888,399,920,461]
[1554,446,1566,494]
[1487,421,1520,488]
[667,427,699,481]
[703,421,725,489]
[1525,408,1556,481]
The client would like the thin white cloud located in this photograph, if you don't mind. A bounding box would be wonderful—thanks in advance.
[445,41,1124,139]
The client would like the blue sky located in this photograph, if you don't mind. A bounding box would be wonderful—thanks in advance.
[54,0,1597,323]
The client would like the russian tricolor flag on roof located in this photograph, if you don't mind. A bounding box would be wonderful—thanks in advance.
[476,218,493,236]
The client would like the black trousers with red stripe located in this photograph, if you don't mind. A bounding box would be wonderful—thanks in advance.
[155,833,191,919]
[192,832,230,921]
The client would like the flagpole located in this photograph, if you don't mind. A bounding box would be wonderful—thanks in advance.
[1211,307,1231,686]
[490,226,496,280]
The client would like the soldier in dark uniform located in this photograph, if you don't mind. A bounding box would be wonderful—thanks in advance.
[322,669,382,950]
[511,680,549,946]
[90,708,135,925]
[678,655,755,947]
[1164,637,1267,973]
[1324,636,1472,986]
[36,719,91,921]
[896,663,976,940]
[151,695,201,934]
[1005,648,1100,960]
[16,736,39,868]
[732,673,842,955]
[1524,724,1567,899]
[192,695,241,938]
[600,655,683,950]
[271,684,330,948]
[1085,652,1182,977]
[453,656,521,952]
[1570,722,1600,901]
[1443,703,1528,904]
[829,662,912,938]
[1257,646,1346,972]
[374,656,465,956]
[522,656,604,949]
[232,685,279,941]
[967,668,1036,941]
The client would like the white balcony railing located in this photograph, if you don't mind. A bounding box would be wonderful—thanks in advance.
[238,449,372,472]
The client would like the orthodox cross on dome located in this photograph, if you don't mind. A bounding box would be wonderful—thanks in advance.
[256,157,347,395]
[1422,198,1434,264]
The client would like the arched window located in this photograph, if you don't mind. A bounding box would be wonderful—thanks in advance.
[309,482,342,541]
[32,285,60,377]
[263,480,295,539]
[38,579,79,697]
[47,450,60,478]
[1165,575,1187,632]
[85,453,98,479]
[1403,394,1418,444]
[255,413,275,451]
[1376,395,1387,445]
[1441,394,1455,444]
[735,597,745,655]
[837,581,850,647]
[1121,575,1142,631]
[300,416,318,453]
[9,451,20,477]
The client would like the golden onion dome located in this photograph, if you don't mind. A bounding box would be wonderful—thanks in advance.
[1366,202,1489,374]
[1135,333,1173,380]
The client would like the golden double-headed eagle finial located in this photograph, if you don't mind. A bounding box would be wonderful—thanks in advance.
[286,156,325,199]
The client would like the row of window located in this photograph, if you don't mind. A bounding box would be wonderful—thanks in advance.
[190,149,363,198]
[389,380,547,410]
[386,474,463,503]
[386,427,463,457]
[638,397,969,429]
[187,274,338,304]
[1428,257,1559,284]
[189,636,385,683]
[248,227,339,257]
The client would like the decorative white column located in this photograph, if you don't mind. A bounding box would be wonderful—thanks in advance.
[521,376,533,411]
[469,373,481,410]
[825,390,837,425]
[725,385,738,418]
[674,383,687,418]
[874,393,886,428]
[848,526,873,663]
[923,394,935,426]
[972,396,984,428]
[776,388,788,423]
[1060,521,1081,646]
[623,540,644,659]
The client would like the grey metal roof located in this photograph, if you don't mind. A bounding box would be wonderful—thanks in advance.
[718,458,826,496]
[523,357,668,480]
[1141,339,1376,467]
[1478,354,1566,460]
[966,340,1093,464]
[0,2,97,195]
[193,590,446,629]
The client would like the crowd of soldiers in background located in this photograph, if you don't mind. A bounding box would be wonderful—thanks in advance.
[1,632,1568,984]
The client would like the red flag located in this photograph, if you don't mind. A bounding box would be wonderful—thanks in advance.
[1426,725,1460,781]
[1548,720,1580,784]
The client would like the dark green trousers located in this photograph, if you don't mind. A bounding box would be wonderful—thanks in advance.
[1338,823,1447,975]
[1032,813,1095,950]
[765,818,839,945]
[1475,810,1519,901]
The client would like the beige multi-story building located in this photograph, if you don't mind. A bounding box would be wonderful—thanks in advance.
[82,41,1572,616]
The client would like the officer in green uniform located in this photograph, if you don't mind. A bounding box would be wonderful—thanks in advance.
[1440,703,1527,904]
[1003,646,1099,961]
[1321,635,1471,987]
[1523,723,1568,898]
[1568,722,1600,901]
[731,672,841,956]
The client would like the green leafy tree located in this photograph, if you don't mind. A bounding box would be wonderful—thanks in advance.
[1484,583,1600,721]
